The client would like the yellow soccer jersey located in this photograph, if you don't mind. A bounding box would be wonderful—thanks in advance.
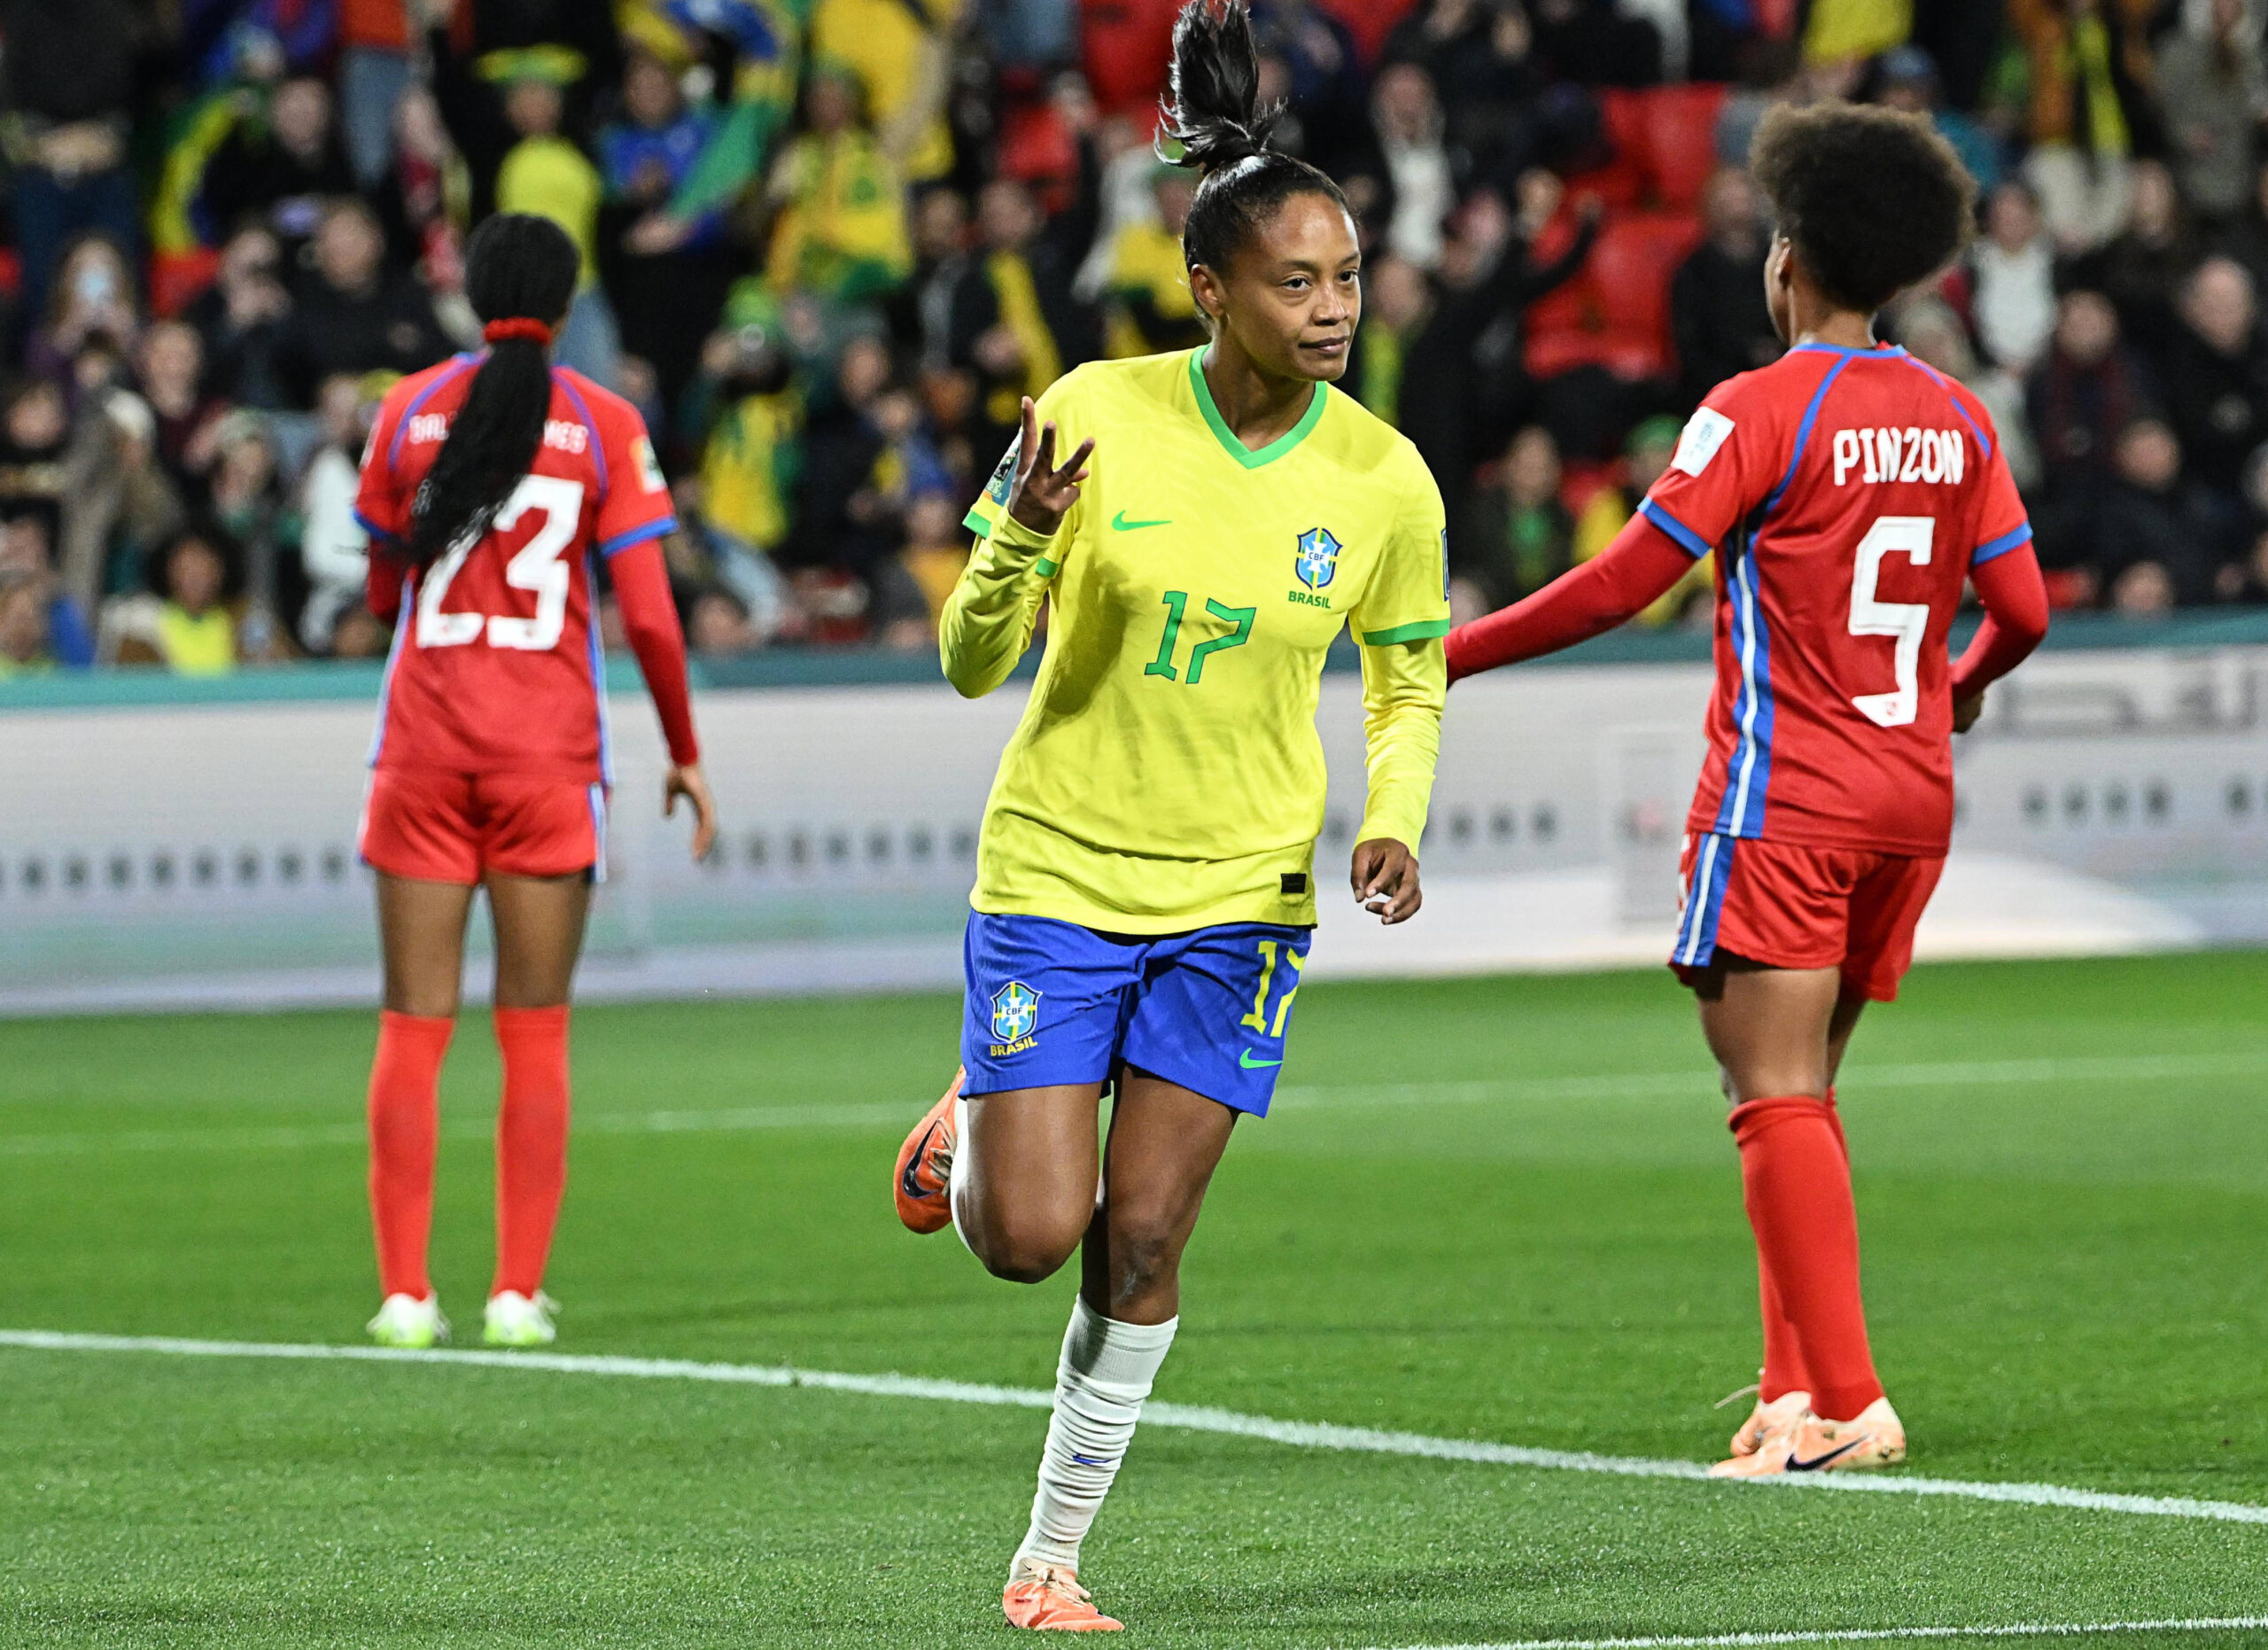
[942,347,1451,933]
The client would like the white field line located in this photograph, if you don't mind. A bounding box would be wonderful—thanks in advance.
[1371,1620,2268,1650]
[3,1329,2264,1530]
[4,1050,2264,1159]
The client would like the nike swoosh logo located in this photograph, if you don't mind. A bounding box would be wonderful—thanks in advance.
[1787,1439,1867,1472]
[1239,1050,1282,1070]
[1112,510,1171,531]
[900,1121,940,1198]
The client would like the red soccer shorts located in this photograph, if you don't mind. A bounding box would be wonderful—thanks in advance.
[1669,831,1944,1002]
[359,767,607,885]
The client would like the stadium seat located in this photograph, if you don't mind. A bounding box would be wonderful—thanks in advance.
[151,249,222,319]
[1081,0,1177,116]
[1563,88,1649,210]
[1640,83,1728,210]
[997,98,1079,195]
[0,250,17,299]
[1588,210,1705,365]
[1316,0,1419,63]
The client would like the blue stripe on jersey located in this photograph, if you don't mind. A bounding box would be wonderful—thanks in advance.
[599,516,677,558]
[1710,354,1850,837]
[552,371,610,501]
[1674,832,1736,966]
[1637,497,1710,558]
[365,567,414,767]
[388,355,478,470]
[353,509,400,545]
[1893,352,1992,458]
[582,550,614,787]
[587,782,609,884]
[1973,522,2034,565]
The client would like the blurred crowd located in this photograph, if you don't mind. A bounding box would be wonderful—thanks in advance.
[1,0,2265,678]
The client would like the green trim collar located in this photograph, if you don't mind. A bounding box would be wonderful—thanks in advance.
[1360,619,1452,646]
[1187,350,1328,469]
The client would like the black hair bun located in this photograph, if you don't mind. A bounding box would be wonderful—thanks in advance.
[1157,0,1282,174]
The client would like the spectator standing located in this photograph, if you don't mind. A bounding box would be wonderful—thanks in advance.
[2154,0,2267,226]
[2163,257,2268,514]
[2085,159,2203,367]
[1875,44,2001,194]
[1099,166,1207,357]
[338,0,422,187]
[373,88,474,296]
[1965,182,2058,374]
[1336,62,1461,271]
[198,75,359,263]
[483,58,620,385]
[2006,0,2155,254]
[1670,167,1780,412]
[764,68,917,305]
[0,0,146,323]
[296,375,374,653]
[2024,288,2154,567]
[807,0,957,185]
[599,51,731,409]
[276,201,451,407]
[185,224,297,409]
[952,176,1100,433]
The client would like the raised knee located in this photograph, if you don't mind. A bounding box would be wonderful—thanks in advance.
[972,1210,1082,1285]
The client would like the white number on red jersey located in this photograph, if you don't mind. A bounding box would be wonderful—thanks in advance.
[1846,514,1934,728]
[416,475,585,652]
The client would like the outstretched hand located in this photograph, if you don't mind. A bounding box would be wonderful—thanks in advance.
[664,761,718,862]
[1350,838,1422,925]
[1006,395,1095,536]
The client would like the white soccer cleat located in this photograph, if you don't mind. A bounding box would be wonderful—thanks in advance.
[483,1289,559,1348]
[367,1293,447,1349]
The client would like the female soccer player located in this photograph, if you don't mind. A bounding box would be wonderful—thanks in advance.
[891,1,1451,1628]
[352,214,715,1351]
[1449,104,2050,1477]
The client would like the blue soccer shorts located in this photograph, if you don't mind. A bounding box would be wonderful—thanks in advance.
[959,912,1314,1117]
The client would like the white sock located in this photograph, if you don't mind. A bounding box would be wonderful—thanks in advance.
[947,1090,977,1256]
[1012,1296,1178,1577]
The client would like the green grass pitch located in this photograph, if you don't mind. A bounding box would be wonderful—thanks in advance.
[2,953,2264,1647]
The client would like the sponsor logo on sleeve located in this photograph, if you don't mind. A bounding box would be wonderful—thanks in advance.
[983,432,1022,507]
[633,434,666,494]
[1670,407,1736,478]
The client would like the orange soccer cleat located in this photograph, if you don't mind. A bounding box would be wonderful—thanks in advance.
[1726,1385,1812,1459]
[892,1068,965,1234]
[1710,1397,1906,1478]
[1003,1560,1123,1632]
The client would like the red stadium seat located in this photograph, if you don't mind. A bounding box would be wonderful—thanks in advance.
[1588,211,1704,348]
[1082,0,1177,117]
[0,250,17,298]
[998,99,1078,191]
[1640,83,1728,209]
[1316,0,1419,64]
[1564,87,1649,210]
[151,249,222,318]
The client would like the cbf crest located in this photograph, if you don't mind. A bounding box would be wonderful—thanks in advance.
[1295,527,1341,591]
[989,979,1041,1053]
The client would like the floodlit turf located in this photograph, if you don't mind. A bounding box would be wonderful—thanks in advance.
[1,954,2264,1647]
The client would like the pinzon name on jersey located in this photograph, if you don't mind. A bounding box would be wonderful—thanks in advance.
[1830,425,1967,487]
[406,413,590,455]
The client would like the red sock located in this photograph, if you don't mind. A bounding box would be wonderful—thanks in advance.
[492,1005,571,1298]
[1729,1094,1884,1423]
[368,1010,454,1300]
[1757,1257,1814,1403]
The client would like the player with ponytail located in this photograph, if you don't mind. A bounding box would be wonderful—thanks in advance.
[888,3,1452,1629]
[353,213,716,1354]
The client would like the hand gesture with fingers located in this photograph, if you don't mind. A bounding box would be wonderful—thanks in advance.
[1350,838,1422,925]
[1006,395,1095,537]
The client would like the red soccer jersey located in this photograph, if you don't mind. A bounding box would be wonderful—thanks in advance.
[1636,342,2032,857]
[354,354,677,784]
